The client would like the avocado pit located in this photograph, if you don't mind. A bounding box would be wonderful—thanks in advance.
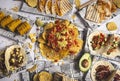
[82,59,89,68]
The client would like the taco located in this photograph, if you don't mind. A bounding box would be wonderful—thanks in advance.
[91,61,114,81]
[88,31,107,54]
[5,45,27,72]
[102,34,120,58]
[113,70,120,81]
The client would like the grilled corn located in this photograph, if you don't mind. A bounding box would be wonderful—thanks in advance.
[0,11,5,21]
[0,15,13,28]
[7,19,22,32]
[17,21,31,35]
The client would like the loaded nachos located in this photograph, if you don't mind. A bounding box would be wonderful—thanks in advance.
[38,20,83,62]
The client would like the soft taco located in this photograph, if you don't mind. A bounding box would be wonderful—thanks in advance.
[88,31,107,54]
[5,45,27,72]
[91,61,114,81]
[113,70,120,81]
[102,34,120,58]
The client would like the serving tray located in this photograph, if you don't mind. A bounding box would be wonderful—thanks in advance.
[85,14,120,61]
[0,8,35,43]
[20,0,74,20]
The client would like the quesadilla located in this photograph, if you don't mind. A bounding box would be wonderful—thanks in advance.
[45,0,52,14]
[38,0,47,12]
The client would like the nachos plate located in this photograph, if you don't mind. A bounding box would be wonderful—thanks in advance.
[38,20,83,62]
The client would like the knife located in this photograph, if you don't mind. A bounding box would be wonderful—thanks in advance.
[75,12,92,81]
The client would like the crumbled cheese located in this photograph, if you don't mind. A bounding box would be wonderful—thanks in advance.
[61,30,67,34]
[34,49,39,54]
[29,33,36,43]
[71,14,76,20]
[11,6,19,12]
[28,43,32,49]
[36,56,40,60]
[58,40,68,48]
[56,33,61,38]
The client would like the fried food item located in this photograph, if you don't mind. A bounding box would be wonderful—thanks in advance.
[25,0,37,7]
[38,0,46,12]
[38,71,52,81]
[0,15,13,28]
[55,0,62,16]
[38,0,72,16]
[75,0,80,9]
[39,43,69,62]
[17,21,31,35]
[38,20,83,61]
[0,11,5,21]
[85,0,117,23]
[7,19,22,32]
[111,3,117,12]
[45,0,52,14]
[59,0,72,16]
[33,73,39,81]
[85,4,101,23]
[113,0,120,8]
[107,22,117,31]
[51,0,57,15]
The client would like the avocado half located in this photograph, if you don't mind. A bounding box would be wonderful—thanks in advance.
[79,53,92,72]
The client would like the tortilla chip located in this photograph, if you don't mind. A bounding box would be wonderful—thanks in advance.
[33,73,39,81]
[38,71,52,81]
[25,0,37,7]
[38,36,46,44]
[44,22,54,30]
